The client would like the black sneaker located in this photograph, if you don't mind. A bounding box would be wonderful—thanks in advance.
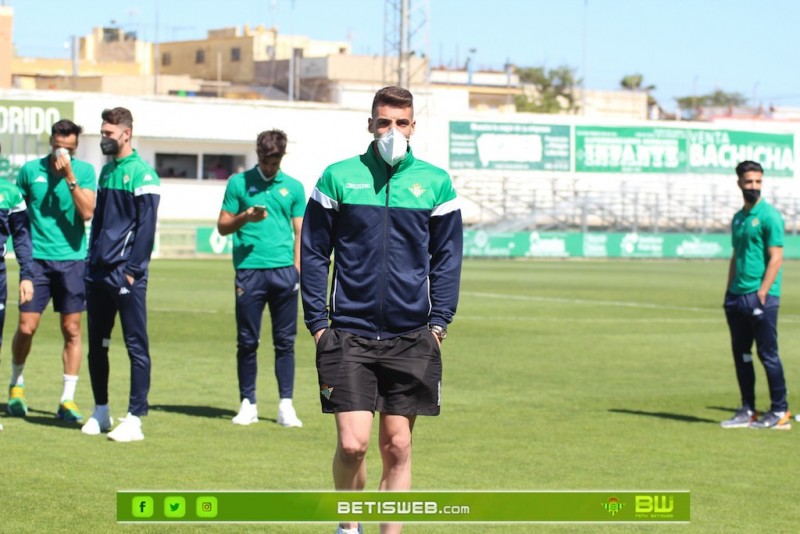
[720,407,757,428]
[750,410,791,430]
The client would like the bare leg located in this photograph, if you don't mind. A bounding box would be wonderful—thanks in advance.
[378,413,416,534]
[11,312,42,366]
[334,410,374,531]
[60,312,83,376]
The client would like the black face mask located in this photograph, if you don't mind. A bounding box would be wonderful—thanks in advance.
[100,136,120,156]
[742,189,761,204]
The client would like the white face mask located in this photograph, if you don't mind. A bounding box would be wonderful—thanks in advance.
[376,128,408,166]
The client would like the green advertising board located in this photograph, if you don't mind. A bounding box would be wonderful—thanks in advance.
[0,154,19,183]
[196,226,233,255]
[575,126,687,173]
[575,126,795,176]
[463,230,800,259]
[196,226,798,259]
[449,121,571,171]
[0,99,75,181]
[0,99,75,143]
[687,129,794,176]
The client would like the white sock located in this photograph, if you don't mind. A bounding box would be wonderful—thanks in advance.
[10,363,25,386]
[339,527,360,534]
[279,398,293,409]
[62,374,78,402]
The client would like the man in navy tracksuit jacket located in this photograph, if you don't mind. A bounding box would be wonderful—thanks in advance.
[81,107,160,442]
[301,86,462,534]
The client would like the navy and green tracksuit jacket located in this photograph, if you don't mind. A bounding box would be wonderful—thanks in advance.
[301,143,463,340]
[88,150,160,281]
[0,180,34,280]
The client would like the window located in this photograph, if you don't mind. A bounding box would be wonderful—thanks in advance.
[195,49,205,64]
[102,28,120,43]
[231,47,241,62]
[161,53,171,67]
[202,154,245,180]
[155,154,199,179]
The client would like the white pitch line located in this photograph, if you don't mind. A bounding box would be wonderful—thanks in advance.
[462,291,800,320]
[463,291,718,313]
[464,316,723,323]
[150,307,230,314]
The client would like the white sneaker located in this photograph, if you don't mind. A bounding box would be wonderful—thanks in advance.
[336,525,363,534]
[107,413,144,442]
[232,399,258,425]
[277,402,303,428]
[81,407,113,435]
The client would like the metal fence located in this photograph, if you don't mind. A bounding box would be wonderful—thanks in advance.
[455,175,800,235]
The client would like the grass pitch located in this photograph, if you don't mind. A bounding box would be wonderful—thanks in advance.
[1,258,798,533]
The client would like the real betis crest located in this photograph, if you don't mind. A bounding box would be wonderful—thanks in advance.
[320,384,334,400]
[602,496,624,516]
[409,183,425,198]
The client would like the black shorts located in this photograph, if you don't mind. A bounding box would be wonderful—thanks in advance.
[316,328,442,416]
[19,259,86,314]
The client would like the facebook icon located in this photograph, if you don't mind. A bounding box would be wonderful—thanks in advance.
[132,496,154,518]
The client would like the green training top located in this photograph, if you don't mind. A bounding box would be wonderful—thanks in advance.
[221,167,306,269]
[16,155,97,260]
[729,199,784,297]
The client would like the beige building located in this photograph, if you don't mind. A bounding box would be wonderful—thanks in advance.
[81,27,154,75]
[11,26,154,91]
[579,88,649,120]
[0,6,12,88]
[2,8,648,119]
[158,25,351,85]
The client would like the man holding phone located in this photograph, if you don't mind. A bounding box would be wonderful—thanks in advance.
[217,130,305,427]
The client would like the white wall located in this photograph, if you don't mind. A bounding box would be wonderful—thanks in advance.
[2,88,799,223]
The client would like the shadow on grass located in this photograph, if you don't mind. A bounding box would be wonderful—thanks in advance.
[151,404,238,420]
[0,405,83,429]
[608,408,718,423]
[707,406,741,414]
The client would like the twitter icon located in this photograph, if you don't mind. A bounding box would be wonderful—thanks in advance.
[164,496,186,518]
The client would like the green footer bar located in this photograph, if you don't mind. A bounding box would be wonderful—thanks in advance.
[118,490,690,523]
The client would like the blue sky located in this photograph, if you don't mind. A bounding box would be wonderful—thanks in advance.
[6,0,800,112]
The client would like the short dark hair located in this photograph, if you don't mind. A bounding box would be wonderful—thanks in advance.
[371,86,413,117]
[256,129,288,160]
[51,119,83,138]
[736,160,764,178]
[101,107,134,129]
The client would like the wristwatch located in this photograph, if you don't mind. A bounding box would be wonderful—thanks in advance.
[67,181,78,191]
[429,324,447,342]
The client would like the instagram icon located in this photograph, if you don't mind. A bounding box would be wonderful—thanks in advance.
[196,496,218,518]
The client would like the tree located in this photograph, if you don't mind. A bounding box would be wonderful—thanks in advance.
[620,73,655,92]
[676,89,748,111]
[620,73,658,109]
[706,89,747,107]
[515,65,581,114]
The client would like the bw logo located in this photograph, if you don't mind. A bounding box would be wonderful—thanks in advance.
[635,495,674,514]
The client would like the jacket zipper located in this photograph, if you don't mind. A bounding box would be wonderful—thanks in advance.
[377,166,392,340]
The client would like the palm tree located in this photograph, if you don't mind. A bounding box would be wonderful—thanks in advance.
[620,73,658,113]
